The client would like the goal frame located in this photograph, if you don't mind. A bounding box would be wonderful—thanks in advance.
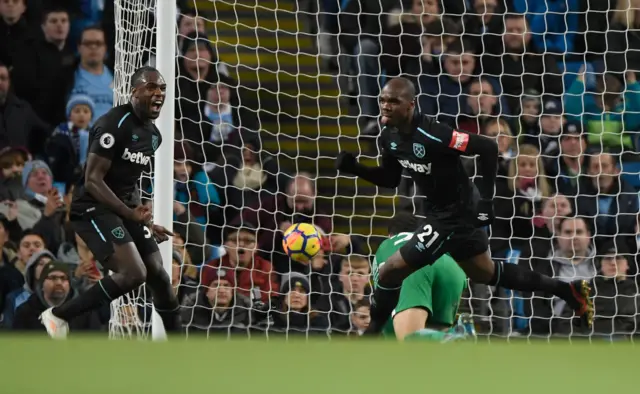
[150,0,177,340]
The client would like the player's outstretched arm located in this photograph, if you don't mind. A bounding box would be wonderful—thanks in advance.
[85,153,138,220]
[335,151,403,188]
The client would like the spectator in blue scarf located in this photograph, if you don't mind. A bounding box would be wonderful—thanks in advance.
[45,94,94,194]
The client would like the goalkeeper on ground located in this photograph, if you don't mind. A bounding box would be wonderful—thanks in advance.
[372,212,475,342]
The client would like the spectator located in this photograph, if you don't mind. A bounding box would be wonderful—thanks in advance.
[0,146,27,201]
[173,142,221,231]
[176,33,227,154]
[12,261,101,331]
[403,18,461,78]
[171,249,196,305]
[0,62,50,156]
[201,75,242,164]
[329,255,371,333]
[592,243,639,338]
[521,99,564,157]
[418,38,509,127]
[564,69,640,151]
[480,118,516,177]
[380,0,442,80]
[67,26,113,120]
[605,0,640,76]
[308,247,332,309]
[1,249,54,328]
[20,160,66,252]
[512,0,580,55]
[0,215,20,315]
[457,77,502,135]
[0,0,37,66]
[72,233,103,294]
[530,194,574,257]
[576,152,639,250]
[514,89,542,143]
[268,272,329,335]
[10,230,45,278]
[338,0,396,125]
[492,144,551,255]
[481,13,563,114]
[463,0,505,53]
[202,224,278,305]
[544,121,588,197]
[526,217,597,335]
[238,174,333,273]
[182,266,252,336]
[349,298,371,336]
[212,135,279,231]
[10,7,75,125]
[45,94,94,194]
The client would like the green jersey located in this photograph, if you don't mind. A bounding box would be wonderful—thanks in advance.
[372,232,468,337]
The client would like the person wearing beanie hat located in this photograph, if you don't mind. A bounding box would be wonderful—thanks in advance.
[66,94,96,124]
[180,264,254,333]
[45,95,94,193]
[12,261,101,331]
[269,271,329,334]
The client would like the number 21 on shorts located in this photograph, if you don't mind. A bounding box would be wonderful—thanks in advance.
[395,225,440,252]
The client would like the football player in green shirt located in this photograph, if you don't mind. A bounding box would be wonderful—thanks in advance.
[372,212,475,342]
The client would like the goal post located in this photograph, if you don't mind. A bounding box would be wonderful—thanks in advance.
[150,0,177,341]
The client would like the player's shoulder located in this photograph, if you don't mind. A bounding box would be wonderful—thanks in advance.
[94,104,134,130]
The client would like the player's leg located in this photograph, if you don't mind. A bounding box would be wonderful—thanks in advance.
[366,221,450,335]
[142,251,182,333]
[393,308,429,340]
[127,222,182,334]
[453,239,593,326]
[41,214,148,338]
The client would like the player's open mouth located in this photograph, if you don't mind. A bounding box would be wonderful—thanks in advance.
[151,100,163,112]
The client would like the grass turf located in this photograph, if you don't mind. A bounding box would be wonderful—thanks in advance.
[1,335,635,394]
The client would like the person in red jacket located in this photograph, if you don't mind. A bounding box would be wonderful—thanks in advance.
[202,224,278,305]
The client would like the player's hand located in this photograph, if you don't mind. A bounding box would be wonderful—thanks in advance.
[335,151,357,173]
[43,188,64,217]
[151,224,174,243]
[474,199,495,227]
[128,205,152,224]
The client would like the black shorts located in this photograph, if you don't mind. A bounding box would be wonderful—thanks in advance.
[71,210,158,264]
[399,212,488,268]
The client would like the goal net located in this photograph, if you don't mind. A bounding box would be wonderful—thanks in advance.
[110,0,640,339]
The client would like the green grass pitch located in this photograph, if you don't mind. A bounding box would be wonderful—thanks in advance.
[0,335,635,394]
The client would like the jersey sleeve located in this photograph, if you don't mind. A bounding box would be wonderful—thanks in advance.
[88,124,123,160]
[417,119,470,154]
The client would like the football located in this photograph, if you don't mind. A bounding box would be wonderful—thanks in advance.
[282,223,322,263]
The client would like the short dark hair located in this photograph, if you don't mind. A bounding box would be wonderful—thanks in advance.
[445,37,475,56]
[78,25,104,44]
[131,66,159,88]
[42,7,69,24]
[20,229,46,245]
[388,211,420,236]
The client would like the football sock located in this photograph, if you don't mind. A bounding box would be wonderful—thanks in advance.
[363,286,401,335]
[155,301,183,333]
[53,276,125,321]
[489,261,569,298]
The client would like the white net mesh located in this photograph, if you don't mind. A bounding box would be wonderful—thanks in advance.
[108,0,640,339]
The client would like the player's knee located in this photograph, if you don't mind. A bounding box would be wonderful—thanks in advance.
[393,308,429,341]
[122,262,147,289]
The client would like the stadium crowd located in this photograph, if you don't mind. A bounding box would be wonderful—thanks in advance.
[0,0,639,339]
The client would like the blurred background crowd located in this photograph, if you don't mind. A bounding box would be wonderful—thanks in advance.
[0,0,639,339]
